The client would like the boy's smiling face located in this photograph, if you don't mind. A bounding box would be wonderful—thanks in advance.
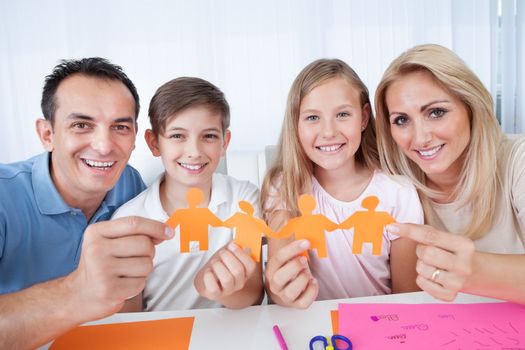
[146,105,230,190]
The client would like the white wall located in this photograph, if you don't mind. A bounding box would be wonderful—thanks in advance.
[0,0,495,184]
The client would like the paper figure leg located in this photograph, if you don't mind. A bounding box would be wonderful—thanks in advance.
[352,238,363,254]
[199,239,208,251]
[371,240,382,255]
[316,244,327,259]
[180,235,190,253]
[250,244,260,262]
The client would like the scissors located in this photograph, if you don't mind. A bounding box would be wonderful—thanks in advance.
[309,334,352,350]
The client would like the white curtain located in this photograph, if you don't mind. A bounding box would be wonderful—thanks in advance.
[1,0,507,179]
[498,0,525,133]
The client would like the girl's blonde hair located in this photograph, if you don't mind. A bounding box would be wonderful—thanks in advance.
[261,58,379,220]
[375,44,503,239]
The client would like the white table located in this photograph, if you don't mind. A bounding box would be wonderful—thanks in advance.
[44,292,501,349]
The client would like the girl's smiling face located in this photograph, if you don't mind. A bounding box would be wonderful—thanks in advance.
[298,77,369,175]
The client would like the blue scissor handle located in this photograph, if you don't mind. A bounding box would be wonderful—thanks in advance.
[309,335,352,350]
[332,334,352,349]
[309,335,328,350]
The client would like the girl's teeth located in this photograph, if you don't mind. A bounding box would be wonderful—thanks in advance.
[318,144,341,152]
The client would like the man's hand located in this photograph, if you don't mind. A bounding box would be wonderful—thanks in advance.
[64,216,174,323]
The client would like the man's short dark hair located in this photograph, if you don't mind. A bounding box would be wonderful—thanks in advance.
[41,57,140,125]
[148,77,230,136]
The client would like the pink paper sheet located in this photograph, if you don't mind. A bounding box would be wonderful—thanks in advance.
[338,302,525,349]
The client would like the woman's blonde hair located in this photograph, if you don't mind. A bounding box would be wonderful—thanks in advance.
[261,58,379,220]
[375,44,503,239]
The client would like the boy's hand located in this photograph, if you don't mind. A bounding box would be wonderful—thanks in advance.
[265,239,318,309]
[195,241,258,302]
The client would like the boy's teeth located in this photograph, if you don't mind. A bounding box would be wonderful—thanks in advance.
[84,159,115,168]
[418,145,442,156]
[180,163,204,170]
[318,144,342,152]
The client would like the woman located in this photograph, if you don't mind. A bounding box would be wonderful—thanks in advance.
[375,44,525,304]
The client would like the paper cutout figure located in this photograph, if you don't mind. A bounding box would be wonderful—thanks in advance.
[223,201,277,262]
[50,317,194,350]
[163,188,397,259]
[278,194,338,259]
[165,188,222,252]
[340,196,395,256]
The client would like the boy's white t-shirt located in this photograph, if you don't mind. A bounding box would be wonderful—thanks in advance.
[112,173,259,311]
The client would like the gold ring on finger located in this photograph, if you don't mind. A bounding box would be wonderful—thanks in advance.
[431,268,441,282]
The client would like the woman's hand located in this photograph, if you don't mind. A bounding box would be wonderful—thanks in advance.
[387,223,475,301]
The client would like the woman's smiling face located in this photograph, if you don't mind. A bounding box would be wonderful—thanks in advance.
[386,70,471,182]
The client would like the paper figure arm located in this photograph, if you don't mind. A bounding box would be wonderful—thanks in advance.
[222,214,239,229]
[256,218,279,239]
[321,216,339,232]
[165,211,181,229]
[277,218,297,239]
[384,212,396,225]
[339,213,356,230]
[206,210,224,227]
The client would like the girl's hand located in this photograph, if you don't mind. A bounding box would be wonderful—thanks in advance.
[195,241,258,302]
[265,239,318,309]
[387,223,475,301]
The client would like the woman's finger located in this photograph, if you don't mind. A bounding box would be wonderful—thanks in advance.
[416,274,458,302]
[415,244,457,272]
[387,223,474,260]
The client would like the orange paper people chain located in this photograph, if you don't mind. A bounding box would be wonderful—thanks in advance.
[165,188,397,260]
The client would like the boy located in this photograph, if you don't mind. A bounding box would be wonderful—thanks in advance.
[113,77,263,311]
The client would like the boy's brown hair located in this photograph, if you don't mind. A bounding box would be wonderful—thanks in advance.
[148,77,230,136]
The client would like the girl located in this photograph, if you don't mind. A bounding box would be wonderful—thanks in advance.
[375,44,525,304]
[262,59,423,308]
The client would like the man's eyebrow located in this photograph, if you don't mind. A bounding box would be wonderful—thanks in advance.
[66,113,94,121]
[65,114,134,123]
[113,117,134,123]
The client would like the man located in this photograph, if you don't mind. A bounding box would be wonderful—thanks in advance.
[0,58,172,349]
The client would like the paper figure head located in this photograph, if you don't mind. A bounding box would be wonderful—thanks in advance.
[362,195,379,210]
[186,187,204,207]
[298,194,316,214]
[238,200,254,216]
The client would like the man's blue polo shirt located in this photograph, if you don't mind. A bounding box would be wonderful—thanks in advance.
[0,152,146,294]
